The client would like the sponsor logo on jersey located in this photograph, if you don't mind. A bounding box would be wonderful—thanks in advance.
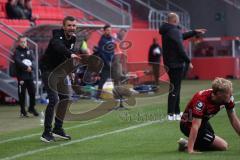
[196,101,204,111]
[70,43,74,50]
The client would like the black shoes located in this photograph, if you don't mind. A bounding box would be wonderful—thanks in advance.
[20,108,39,117]
[40,132,55,143]
[28,108,39,116]
[40,128,71,143]
[20,110,29,118]
[52,128,71,140]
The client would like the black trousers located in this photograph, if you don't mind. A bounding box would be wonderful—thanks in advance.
[17,79,36,113]
[42,71,71,133]
[167,67,184,115]
[151,63,160,85]
[95,67,111,99]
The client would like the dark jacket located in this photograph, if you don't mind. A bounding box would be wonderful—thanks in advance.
[159,23,197,68]
[148,43,162,63]
[98,34,115,68]
[40,29,76,71]
[14,46,34,80]
[5,2,24,19]
[17,2,32,20]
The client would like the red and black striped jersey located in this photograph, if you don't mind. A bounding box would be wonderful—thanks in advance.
[181,89,235,127]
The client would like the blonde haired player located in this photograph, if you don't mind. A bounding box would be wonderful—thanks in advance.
[179,77,240,153]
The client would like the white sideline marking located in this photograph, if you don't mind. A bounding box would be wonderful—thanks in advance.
[0,119,164,160]
[0,121,101,145]
[1,90,239,158]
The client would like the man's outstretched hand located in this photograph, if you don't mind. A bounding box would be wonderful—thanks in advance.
[195,29,207,34]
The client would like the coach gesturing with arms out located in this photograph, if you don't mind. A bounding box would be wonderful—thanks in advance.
[40,16,80,142]
[159,12,206,121]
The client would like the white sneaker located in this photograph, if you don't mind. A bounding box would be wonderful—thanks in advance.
[180,112,183,117]
[177,138,188,152]
[167,115,175,121]
[175,114,181,121]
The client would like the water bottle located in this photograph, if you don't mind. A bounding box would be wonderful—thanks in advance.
[40,111,44,126]
[102,79,114,99]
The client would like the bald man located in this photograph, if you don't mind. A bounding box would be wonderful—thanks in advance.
[159,12,206,121]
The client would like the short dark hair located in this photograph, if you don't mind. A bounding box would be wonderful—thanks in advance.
[18,35,27,41]
[103,24,111,31]
[63,16,76,26]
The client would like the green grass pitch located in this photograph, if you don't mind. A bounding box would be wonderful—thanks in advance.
[0,80,240,160]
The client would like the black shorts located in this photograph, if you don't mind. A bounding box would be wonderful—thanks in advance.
[180,121,215,150]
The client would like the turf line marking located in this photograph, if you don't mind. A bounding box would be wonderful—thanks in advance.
[0,119,164,160]
[1,88,239,158]
[0,121,101,145]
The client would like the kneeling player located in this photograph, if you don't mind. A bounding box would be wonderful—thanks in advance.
[179,77,240,153]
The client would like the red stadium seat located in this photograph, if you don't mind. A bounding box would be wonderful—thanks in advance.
[31,0,41,6]
[0,3,6,12]
[0,0,7,2]
[33,6,64,20]
[63,8,85,19]
[0,19,30,26]
[45,0,59,6]
[0,11,5,18]
[35,20,62,25]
